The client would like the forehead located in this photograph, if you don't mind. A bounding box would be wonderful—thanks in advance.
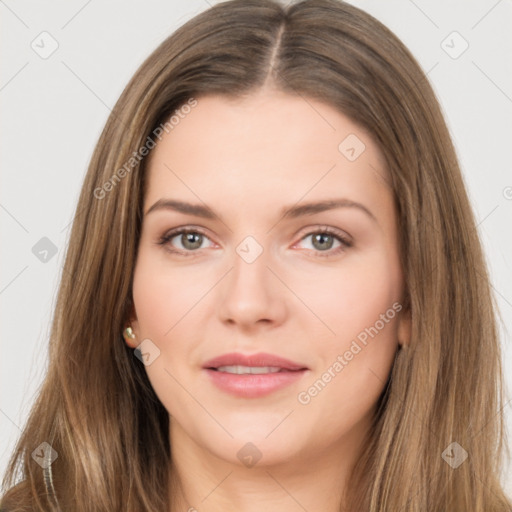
[144,91,391,219]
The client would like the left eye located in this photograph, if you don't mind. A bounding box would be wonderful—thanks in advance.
[297,231,345,254]
[157,227,352,257]
[293,227,352,257]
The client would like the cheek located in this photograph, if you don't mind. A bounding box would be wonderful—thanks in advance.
[298,247,402,343]
[294,249,402,417]
[296,307,400,443]
[131,254,195,414]
[131,250,210,339]
[131,250,214,400]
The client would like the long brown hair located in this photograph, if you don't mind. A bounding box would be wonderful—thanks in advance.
[2,0,510,510]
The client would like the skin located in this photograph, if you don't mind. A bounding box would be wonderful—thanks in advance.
[125,88,411,512]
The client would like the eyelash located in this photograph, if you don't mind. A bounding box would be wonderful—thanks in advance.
[156,226,352,259]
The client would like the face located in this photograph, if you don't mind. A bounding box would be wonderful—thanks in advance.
[127,89,410,469]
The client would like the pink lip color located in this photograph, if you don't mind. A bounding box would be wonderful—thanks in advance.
[202,352,309,398]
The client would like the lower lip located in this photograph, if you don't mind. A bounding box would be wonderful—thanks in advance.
[204,368,308,398]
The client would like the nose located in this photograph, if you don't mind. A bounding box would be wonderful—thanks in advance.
[217,235,287,331]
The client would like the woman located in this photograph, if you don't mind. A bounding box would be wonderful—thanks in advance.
[1,0,510,510]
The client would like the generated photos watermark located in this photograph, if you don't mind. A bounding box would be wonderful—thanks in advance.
[94,97,198,200]
[297,301,403,405]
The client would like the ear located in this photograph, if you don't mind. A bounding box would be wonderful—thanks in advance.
[122,302,140,349]
[397,305,411,348]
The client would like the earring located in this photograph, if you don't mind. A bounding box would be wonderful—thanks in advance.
[124,326,136,340]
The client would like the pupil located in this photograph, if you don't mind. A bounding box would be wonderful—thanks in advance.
[314,233,332,250]
[184,233,202,249]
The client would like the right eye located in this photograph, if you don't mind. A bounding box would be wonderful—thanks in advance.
[157,227,215,256]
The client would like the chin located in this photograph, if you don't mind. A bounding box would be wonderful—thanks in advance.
[210,421,309,467]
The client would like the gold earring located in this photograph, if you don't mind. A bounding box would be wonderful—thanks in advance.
[124,326,136,340]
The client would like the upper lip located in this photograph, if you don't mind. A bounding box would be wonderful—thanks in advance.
[203,352,308,371]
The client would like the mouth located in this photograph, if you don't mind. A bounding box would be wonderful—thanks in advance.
[203,352,308,371]
[202,352,309,398]
[212,365,290,375]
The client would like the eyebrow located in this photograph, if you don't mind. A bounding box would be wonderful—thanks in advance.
[145,198,377,223]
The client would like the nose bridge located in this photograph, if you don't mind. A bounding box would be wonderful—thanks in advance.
[230,233,271,291]
[235,233,266,266]
[218,231,285,325]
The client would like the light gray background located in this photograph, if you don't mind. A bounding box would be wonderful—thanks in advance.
[1,0,511,496]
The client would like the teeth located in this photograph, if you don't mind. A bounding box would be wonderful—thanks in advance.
[216,365,282,375]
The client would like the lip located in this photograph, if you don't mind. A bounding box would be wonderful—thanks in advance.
[203,352,308,371]
[202,352,309,398]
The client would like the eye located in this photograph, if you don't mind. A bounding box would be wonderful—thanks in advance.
[294,226,352,258]
[157,225,352,258]
[157,227,215,256]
